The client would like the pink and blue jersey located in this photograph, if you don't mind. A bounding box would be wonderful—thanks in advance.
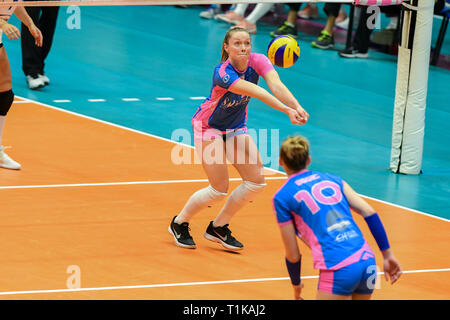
[192,53,274,141]
[273,170,375,271]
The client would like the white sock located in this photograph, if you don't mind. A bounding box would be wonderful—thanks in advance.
[213,181,266,227]
[234,4,249,17]
[245,4,273,24]
[175,185,227,224]
[286,21,295,28]
[0,116,5,146]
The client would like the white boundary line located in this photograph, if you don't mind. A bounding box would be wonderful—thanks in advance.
[0,177,286,190]
[13,96,450,223]
[0,268,448,296]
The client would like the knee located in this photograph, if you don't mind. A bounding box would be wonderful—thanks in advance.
[244,180,266,192]
[0,90,14,116]
[242,180,266,200]
[206,185,228,208]
[210,182,229,195]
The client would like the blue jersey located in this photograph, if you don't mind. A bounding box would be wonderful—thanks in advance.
[273,170,374,270]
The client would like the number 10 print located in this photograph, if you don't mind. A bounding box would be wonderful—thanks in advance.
[294,181,343,214]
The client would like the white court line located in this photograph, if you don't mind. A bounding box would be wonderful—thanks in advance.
[88,99,106,102]
[122,98,140,102]
[156,97,174,101]
[53,100,72,103]
[189,96,206,100]
[0,268,448,296]
[14,96,450,223]
[12,101,31,104]
[0,176,286,190]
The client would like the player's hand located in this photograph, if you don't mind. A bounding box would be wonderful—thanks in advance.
[287,108,306,125]
[383,252,402,284]
[295,106,309,125]
[28,24,43,47]
[293,282,304,300]
[1,23,21,41]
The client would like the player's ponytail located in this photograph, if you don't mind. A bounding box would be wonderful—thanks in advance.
[280,136,310,172]
[221,26,250,62]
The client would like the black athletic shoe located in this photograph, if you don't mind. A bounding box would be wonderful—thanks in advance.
[338,47,369,59]
[311,30,335,49]
[204,221,244,250]
[168,216,196,249]
[270,21,298,38]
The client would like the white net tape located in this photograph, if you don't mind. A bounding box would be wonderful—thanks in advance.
[0,0,406,7]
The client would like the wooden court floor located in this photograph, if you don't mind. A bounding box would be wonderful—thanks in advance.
[0,98,448,300]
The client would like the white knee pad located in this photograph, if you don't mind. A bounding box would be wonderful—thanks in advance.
[206,185,228,207]
[240,180,266,202]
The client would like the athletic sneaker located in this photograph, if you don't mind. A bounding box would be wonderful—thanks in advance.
[312,30,334,49]
[204,221,243,250]
[38,73,50,86]
[26,75,45,90]
[214,11,244,25]
[338,47,369,59]
[168,216,196,249]
[200,5,221,19]
[0,146,21,170]
[270,21,298,38]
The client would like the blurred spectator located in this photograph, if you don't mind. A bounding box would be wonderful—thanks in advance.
[270,3,302,38]
[200,4,223,19]
[298,3,319,20]
[215,3,274,34]
[339,5,401,59]
[311,3,342,49]
[21,0,59,90]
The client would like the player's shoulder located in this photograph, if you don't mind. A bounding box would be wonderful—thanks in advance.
[315,171,343,184]
[250,52,264,59]
[214,60,238,77]
[249,52,271,65]
[273,176,299,201]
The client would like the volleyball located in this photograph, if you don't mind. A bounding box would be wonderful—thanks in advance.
[267,36,300,68]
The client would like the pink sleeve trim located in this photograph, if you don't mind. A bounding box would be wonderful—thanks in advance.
[228,78,240,90]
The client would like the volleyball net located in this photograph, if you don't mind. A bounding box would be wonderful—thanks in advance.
[0,0,405,7]
[0,0,435,175]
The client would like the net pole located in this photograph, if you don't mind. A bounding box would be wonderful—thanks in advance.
[390,0,434,175]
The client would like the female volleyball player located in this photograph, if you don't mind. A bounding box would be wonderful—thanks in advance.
[169,27,309,250]
[0,2,42,170]
[273,136,402,300]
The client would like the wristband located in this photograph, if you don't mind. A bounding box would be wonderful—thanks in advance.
[285,256,301,286]
[364,213,390,251]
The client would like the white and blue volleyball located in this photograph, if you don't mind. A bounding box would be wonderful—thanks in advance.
[267,35,300,68]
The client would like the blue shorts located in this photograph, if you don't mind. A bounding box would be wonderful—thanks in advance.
[317,257,377,296]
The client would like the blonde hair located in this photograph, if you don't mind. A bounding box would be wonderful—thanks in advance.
[280,136,310,171]
[220,26,250,62]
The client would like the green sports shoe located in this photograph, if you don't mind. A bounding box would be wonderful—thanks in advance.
[312,30,335,49]
[270,21,298,38]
